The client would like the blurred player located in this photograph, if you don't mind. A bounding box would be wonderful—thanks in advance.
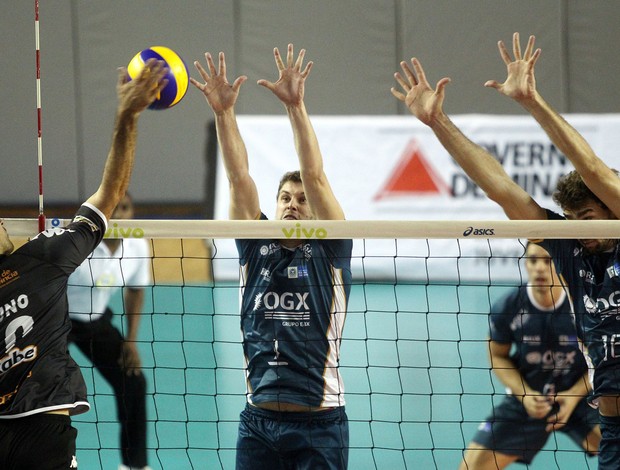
[459,243,600,469]
[68,192,151,470]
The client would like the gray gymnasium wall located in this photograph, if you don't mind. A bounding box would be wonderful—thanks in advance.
[2,1,620,206]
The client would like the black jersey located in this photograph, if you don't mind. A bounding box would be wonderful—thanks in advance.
[490,285,587,395]
[236,214,353,408]
[536,209,620,396]
[0,204,106,418]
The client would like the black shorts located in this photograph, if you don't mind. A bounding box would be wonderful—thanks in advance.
[470,395,598,464]
[0,414,78,470]
[592,362,620,399]
[236,404,349,470]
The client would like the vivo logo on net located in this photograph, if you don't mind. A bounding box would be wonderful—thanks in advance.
[282,223,327,239]
[463,226,495,237]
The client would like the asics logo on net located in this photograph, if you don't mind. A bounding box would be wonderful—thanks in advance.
[463,226,495,236]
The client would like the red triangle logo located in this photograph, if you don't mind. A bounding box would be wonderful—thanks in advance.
[374,139,450,200]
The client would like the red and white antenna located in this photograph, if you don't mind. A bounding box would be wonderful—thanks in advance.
[35,0,45,232]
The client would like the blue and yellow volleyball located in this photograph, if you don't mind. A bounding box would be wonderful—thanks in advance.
[127,46,189,110]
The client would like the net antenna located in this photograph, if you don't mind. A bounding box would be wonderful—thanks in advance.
[35,0,45,233]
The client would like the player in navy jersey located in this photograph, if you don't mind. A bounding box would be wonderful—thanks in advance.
[460,243,600,469]
[191,45,351,469]
[0,60,167,469]
[391,32,620,467]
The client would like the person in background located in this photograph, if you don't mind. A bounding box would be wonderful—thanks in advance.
[68,192,152,470]
[459,243,600,469]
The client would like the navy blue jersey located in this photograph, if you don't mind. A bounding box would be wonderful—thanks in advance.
[236,215,352,408]
[536,209,620,395]
[490,285,587,395]
[0,204,106,418]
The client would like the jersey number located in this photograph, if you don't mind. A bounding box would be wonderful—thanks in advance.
[4,316,34,352]
[602,334,620,362]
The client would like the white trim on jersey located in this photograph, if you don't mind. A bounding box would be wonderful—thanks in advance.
[322,266,347,407]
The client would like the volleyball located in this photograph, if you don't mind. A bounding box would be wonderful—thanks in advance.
[127,46,189,110]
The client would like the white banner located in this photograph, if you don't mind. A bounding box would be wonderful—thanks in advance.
[213,114,620,281]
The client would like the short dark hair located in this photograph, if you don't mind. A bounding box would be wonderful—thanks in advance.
[552,170,605,212]
[276,170,302,199]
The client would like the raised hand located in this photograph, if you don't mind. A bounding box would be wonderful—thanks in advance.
[258,44,312,107]
[117,58,168,115]
[190,52,248,114]
[484,32,541,102]
[391,57,451,126]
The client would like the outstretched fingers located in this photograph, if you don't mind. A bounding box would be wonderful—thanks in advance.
[217,51,226,77]
[274,47,285,71]
[399,59,418,87]
[293,45,305,71]
[435,77,451,95]
[231,75,248,92]
[497,40,512,65]
[523,35,536,60]
[512,32,522,60]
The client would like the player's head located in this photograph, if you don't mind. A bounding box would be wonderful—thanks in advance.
[275,170,312,220]
[553,170,617,254]
[0,220,14,257]
[112,192,134,220]
[524,242,560,289]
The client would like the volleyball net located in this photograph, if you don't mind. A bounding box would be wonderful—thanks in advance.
[6,218,612,470]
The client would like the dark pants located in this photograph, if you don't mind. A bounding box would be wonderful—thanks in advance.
[599,414,620,470]
[236,404,349,470]
[69,309,147,468]
[0,414,77,470]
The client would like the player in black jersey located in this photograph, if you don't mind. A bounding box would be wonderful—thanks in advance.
[460,243,600,469]
[191,45,351,469]
[391,32,620,468]
[0,59,167,469]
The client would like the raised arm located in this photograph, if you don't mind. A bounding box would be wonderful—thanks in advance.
[86,60,167,219]
[190,52,259,220]
[258,44,344,221]
[391,57,545,221]
[486,32,620,218]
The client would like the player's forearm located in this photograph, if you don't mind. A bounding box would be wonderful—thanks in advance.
[560,372,591,399]
[491,358,535,400]
[215,108,251,184]
[430,115,511,198]
[519,94,600,176]
[286,102,324,180]
[88,111,139,217]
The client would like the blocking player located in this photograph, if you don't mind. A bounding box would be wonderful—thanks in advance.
[191,45,352,469]
[391,32,620,467]
[459,243,600,469]
[0,59,167,469]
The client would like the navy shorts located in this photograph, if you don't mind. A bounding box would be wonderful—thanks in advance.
[470,395,598,464]
[0,414,78,469]
[236,404,349,470]
[599,415,620,470]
